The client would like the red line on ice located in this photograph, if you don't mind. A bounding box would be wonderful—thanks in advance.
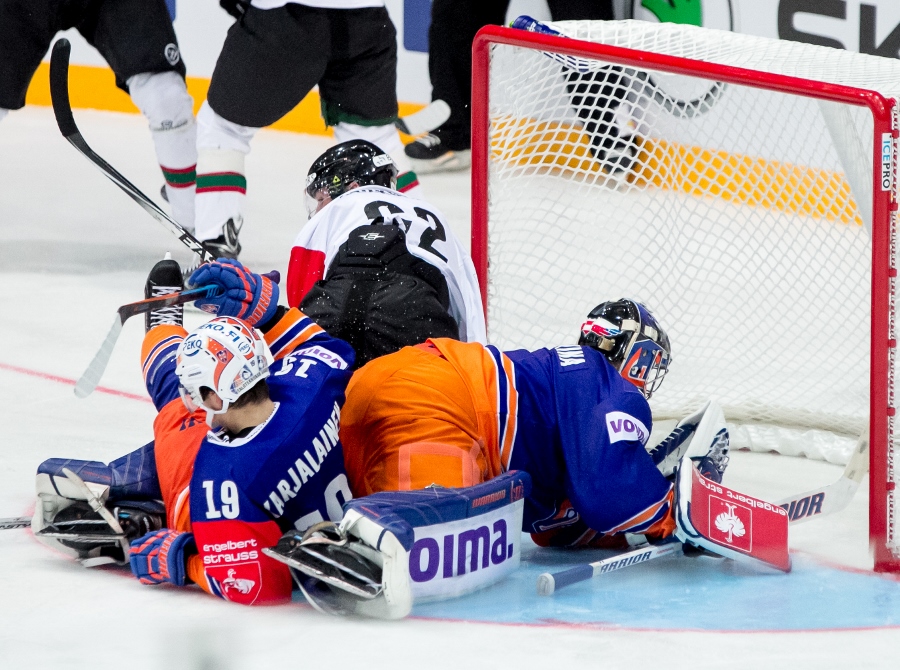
[0,362,151,403]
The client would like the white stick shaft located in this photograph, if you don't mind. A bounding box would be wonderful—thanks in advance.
[74,315,124,398]
[777,430,869,525]
[61,468,123,534]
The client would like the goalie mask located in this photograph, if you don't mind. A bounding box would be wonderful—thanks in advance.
[175,316,273,423]
[579,299,672,398]
[305,140,398,218]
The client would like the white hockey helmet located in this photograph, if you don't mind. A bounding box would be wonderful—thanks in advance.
[175,316,273,422]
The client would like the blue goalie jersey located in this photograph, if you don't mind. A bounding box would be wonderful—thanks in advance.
[504,344,672,539]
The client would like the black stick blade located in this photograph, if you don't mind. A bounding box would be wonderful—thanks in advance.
[50,39,77,138]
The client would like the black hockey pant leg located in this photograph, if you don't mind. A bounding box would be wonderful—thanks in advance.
[427,0,509,149]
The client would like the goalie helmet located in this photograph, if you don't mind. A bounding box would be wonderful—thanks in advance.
[305,140,398,218]
[175,316,273,422]
[579,299,672,398]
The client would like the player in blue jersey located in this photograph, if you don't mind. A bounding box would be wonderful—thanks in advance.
[32,258,355,605]
[338,299,728,549]
[257,299,730,619]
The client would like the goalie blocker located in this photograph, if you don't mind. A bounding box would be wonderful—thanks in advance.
[669,399,790,572]
[265,470,531,619]
[674,463,791,573]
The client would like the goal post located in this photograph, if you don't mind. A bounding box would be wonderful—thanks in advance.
[471,21,900,571]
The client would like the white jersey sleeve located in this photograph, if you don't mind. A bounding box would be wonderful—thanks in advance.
[290,186,487,343]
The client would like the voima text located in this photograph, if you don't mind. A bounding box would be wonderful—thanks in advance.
[410,519,514,583]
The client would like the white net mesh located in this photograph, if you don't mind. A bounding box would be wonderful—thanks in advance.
[483,21,900,466]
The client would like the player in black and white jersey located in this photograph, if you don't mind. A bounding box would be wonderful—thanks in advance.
[194,0,422,260]
[0,0,197,229]
[285,140,485,367]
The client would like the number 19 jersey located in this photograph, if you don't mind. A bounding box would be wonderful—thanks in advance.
[186,309,355,605]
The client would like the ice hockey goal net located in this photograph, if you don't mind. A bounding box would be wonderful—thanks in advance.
[471,20,900,570]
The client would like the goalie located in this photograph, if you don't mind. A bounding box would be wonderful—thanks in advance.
[265,300,734,618]
[339,299,722,545]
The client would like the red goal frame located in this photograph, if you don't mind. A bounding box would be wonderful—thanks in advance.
[470,24,899,572]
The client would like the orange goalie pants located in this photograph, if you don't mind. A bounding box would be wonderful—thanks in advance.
[340,343,503,496]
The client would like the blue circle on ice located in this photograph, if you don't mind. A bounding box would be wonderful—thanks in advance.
[410,538,900,631]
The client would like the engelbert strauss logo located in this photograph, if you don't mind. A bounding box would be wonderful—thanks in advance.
[715,502,746,543]
[710,495,752,552]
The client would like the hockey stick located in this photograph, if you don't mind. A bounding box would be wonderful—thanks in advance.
[536,537,682,596]
[537,430,870,594]
[49,39,215,264]
[74,285,220,399]
[395,100,451,136]
[510,16,726,119]
[0,517,31,530]
[775,429,869,524]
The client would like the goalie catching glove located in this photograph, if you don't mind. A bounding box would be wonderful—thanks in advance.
[265,470,532,619]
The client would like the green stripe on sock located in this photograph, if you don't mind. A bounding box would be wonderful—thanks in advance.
[162,168,196,186]
[397,171,419,191]
[196,172,247,192]
[320,98,396,128]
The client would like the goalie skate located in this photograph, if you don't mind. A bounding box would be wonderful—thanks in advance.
[264,522,383,601]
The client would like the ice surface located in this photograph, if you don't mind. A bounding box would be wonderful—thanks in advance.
[2,108,899,669]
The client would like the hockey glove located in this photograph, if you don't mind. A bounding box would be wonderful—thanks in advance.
[129,529,196,587]
[188,259,279,327]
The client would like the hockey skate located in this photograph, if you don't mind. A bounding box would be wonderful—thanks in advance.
[667,399,731,484]
[203,217,242,260]
[182,217,243,284]
[145,254,184,332]
[404,132,471,174]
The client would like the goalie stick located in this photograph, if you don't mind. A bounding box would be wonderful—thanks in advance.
[774,429,869,524]
[49,39,215,264]
[0,517,30,530]
[74,285,219,399]
[537,424,870,594]
[536,537,682,596]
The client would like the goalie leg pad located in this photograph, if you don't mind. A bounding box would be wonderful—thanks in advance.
[33,458,164,566]
[265,471,532,619]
